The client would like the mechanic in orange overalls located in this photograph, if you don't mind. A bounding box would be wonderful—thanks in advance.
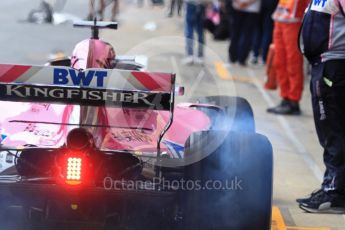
[266,0,309,115]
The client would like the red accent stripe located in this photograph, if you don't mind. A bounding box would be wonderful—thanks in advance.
[131,72,171,92]
[0,65,13,77]
[0,65,31,82]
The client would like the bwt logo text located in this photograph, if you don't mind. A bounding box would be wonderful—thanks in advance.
[53,68,108,87]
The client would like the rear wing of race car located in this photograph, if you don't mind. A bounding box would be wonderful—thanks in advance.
[0,64,175,111]
[0,64,176,157]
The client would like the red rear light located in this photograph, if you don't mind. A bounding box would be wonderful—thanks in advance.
[65,157,83,185]
[58,152,91,186]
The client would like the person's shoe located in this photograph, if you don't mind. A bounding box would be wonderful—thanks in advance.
[267,99,301,115]
[288,101,301,115]
[85,14,93,21]
[296,189,324,204]
[239,61,247,67]
[251,56,258,65]
[98,10,104,21]
[267,99,290,113]
[229,56,237,64]
[298,189,345,214]
[194,57,204,65]
[181,56,194,65]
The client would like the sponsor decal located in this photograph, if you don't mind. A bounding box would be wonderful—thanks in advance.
[0,83,171,110]
[311,0,338,13]
[0,134,7,143]
[23,123,56,137]
[313,0,327,7]
[163,140,184,158]
[54,68,108,87]
[111,130,153,143]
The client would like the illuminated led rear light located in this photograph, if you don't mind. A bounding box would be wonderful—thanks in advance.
[66,158,82,180]
[57,150,93,187]
[65,156,83,185]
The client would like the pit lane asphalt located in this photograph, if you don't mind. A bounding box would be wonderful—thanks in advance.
[0,1,344,229]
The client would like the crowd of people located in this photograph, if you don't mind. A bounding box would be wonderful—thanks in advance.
[180,0,308,116]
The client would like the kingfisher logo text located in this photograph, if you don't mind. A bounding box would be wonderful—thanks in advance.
[54,68,108,87]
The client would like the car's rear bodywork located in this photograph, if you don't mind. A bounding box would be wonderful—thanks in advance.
[0,64,222,229]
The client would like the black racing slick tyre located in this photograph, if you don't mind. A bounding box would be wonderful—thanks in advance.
[182,131,273,230]
[0,205,28,230]
[197,96,255,132]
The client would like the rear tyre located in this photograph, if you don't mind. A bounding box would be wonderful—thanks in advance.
[0,205,27,230]
[182,131,273,230]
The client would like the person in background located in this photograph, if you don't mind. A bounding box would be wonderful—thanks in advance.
[228,0,261,66]
[87,0,119,21]
[251,0,278,64]
[168,0,183,16]
[182,0,209,65]
[296,0,345,213]
[266,0,308,115]
[204,0,230,40]
[137,0,145,7]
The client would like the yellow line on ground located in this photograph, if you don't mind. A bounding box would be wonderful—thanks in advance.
[214,61,232,80]
[271,206,287,230]
[214,61,263,84]
[271,206,331,230]
[286,227,331,230]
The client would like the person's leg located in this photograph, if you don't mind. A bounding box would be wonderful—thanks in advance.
[260,8,274,63]
[274,22,289,100]
[185,3,195,57]
[137,0,144,7]
[237,12,259,64]
[98,0,105,20]
[282,22,304,103]
[298,61,345,213]
[87,0,96,20]
[316,61,345,193]
[169,0,175,16]
[267,22,293,113]
[195,4,205,58]
[252,13,263,63]
[177,0,183,16]
[111,0,119,21]
[228,10,242,63]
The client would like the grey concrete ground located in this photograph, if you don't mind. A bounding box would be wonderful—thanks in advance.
[0,0,345,229]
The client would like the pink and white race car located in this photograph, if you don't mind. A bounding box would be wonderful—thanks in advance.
[0,21,273,230]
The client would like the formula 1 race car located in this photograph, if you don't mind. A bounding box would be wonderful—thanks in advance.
[0,20,273,230]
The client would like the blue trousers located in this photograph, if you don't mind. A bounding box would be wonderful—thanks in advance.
[185,3,205,57]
